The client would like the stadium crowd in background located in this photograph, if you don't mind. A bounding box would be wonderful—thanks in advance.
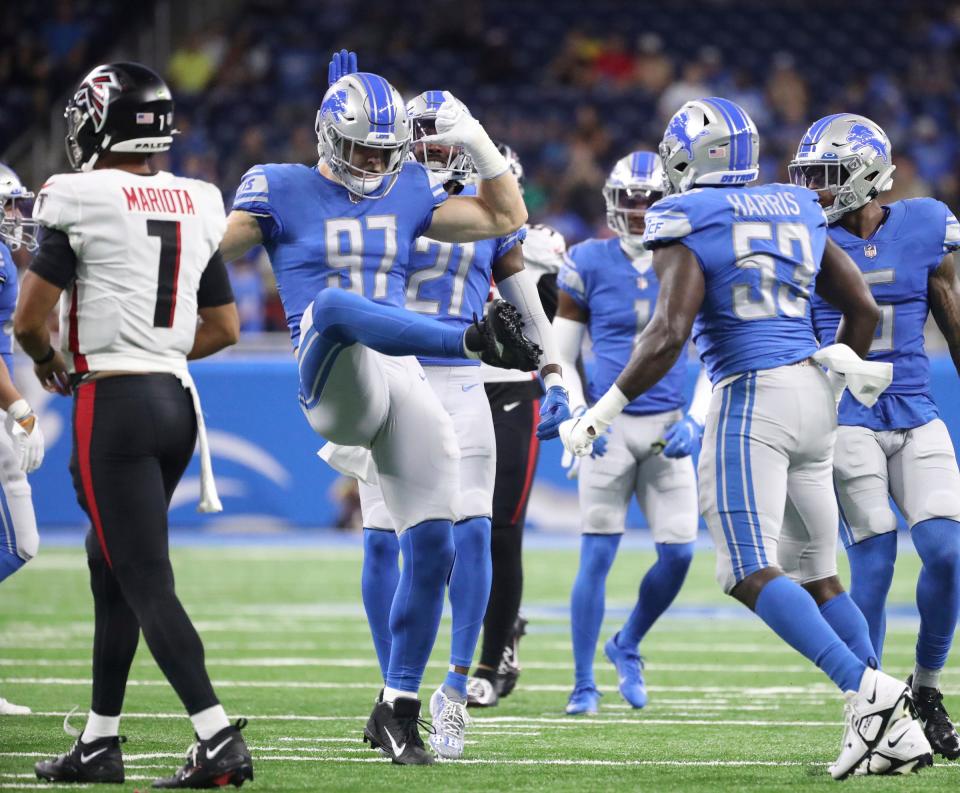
[5,0,960,331]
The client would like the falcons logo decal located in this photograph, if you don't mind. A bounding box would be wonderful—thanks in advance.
[73,67,122,132]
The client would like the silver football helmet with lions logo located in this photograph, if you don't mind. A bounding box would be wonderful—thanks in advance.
[407,90,474,183]
[659,97,759,195]
[316,72,412,200]
[788,114,895,223]
[603,150,664,252]
[0,164,38,253]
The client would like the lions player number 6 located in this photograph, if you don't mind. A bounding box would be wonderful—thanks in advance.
[732,221,816,320]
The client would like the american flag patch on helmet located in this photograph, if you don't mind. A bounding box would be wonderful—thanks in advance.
[136,112,155,124]
[708,146,726,159]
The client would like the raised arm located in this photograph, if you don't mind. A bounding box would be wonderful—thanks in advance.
[929,252,960,377]
[814,237,880,358]
[421,93,526,242]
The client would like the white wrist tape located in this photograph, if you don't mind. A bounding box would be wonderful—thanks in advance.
[7,399,32,421]
[466,129,509,180]
[687,369,713,427]
[592,385,629,427]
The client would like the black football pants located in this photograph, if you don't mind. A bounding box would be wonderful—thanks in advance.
[478,397,540,671]
[71,374,218,717]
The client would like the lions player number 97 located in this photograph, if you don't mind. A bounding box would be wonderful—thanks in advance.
[324,215,398,300]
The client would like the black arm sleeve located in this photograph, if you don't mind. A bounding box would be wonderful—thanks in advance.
[197,250,235,308]
[29,227,77,289]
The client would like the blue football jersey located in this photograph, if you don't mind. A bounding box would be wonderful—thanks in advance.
[410,184,524,367]
[811,198,960,431]
[643,184,827,384]
[560,237,687,415]
[232,161,448,348]
[0,243,17,372]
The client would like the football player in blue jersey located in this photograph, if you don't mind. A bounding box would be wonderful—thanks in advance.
[0,165,45,716]
[559,98,933,777]
[351,90,568,759]
[221,57,537,764]
[554,151,711,715]
[789,114,960,760]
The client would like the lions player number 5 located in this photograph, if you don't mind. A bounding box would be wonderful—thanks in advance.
[732,221,816,320]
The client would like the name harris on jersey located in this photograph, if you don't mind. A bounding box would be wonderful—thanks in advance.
[122,185,197,215]
[725,189,803,217]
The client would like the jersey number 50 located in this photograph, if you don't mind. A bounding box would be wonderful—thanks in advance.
[732,221,816,320]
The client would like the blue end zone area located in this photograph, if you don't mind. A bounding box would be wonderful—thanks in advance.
[25,353,960,532]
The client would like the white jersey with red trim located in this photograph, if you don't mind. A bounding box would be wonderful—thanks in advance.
[34,169,225,374]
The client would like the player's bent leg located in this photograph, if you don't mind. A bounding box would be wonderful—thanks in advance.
[305,289,466,362]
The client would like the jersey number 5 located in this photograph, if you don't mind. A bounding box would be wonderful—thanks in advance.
[147,219,181,328]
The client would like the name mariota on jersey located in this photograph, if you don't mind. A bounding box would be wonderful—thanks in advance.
[725,190,803,217]
[122,185,197,215]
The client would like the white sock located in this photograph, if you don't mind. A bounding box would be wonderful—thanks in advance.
[81,711,120,742]
[913,664,941,691]
[382,686,418,704]
[190,704,230,741]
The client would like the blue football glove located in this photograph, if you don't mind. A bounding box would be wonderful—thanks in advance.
[660,415,704,459]
[328,49,358,86]
[537,385,572,440]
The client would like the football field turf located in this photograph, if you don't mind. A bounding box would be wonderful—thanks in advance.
[1,538,958,791]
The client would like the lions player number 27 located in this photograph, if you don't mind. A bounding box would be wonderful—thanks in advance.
[732,222,816,320]
[325,215,398,300]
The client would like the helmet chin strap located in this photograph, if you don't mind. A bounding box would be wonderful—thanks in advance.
[619,236,647,260]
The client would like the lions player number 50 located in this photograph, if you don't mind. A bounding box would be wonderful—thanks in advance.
[731,221,816,320]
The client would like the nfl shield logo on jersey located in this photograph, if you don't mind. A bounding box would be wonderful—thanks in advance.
[864,244,878,258]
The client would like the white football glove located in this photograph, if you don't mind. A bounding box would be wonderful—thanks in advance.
[418,91,507,179]
[559,407,609,459]
[4,399,44,474]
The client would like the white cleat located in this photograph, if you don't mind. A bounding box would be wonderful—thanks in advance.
[466,677,498,708]
[429,687,470,760]
[854,716,933,776]
[0,697,31,715]
[830,667,915,780]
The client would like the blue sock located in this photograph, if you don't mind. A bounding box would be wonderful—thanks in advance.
[819,592,878,668]
[618,541,694,649]
[754,575,866,692]
[846,532,897,660]
[311,288,465,358]
[443,670,468,700]
[361,528,400,680]
[0,549,25,583]
[386,520,455,693]
[912,518,960,671]
[448,517,492,672]
[570,534,621,689]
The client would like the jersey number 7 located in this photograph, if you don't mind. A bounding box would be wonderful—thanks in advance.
[147,219,181,329]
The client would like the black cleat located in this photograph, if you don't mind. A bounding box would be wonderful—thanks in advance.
[496,615,528,699]
[909,675,960,760]
[152,719,254,788]
[363,697,434,765]
[35,734,126,784]
[465,299,542,371]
